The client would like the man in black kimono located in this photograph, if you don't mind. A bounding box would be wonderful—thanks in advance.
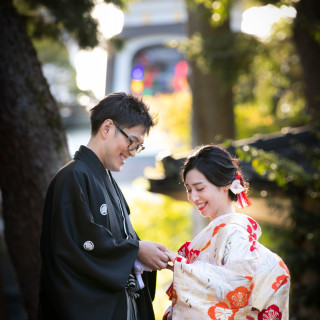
[38,92,169,320]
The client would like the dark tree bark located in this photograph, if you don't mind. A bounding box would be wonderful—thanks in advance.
[0,275,8,320]
[0,0,70,318]
[187,4,235,148]
[189,59,235,146]
[293,0,320,121]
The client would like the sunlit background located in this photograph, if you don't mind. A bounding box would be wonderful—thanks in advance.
[73,2,296,101]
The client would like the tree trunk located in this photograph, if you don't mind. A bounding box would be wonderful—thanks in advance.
[189,59,235,146]
[186,2,235,234]
[186,4,235,148]
[0,0,70,318]
[293,0,320,121]
[0,276,9,320]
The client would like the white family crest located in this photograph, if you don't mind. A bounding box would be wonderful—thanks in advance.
[100,203,108,215]
[83,241,94,251]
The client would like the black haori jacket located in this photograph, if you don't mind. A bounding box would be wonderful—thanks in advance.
[37,146,156,320]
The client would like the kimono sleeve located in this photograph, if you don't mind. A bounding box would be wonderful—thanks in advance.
[41,166,139,293]
[172,225,259,317]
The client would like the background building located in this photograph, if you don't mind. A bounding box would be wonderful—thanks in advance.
[106,0,188,95]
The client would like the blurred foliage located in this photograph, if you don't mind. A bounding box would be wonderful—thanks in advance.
[236,145,319,194]
[183,0,310,140]
[188,0,234,27]
[259,0,320,45]
[286,202,320,315]
[234,19,309,138]
[34,37,70,67]
[13,0,118,106]
[13,0,129,48]
[33,38,94,105]
[259,222,289,255]
[181,30,259,90]
[130,193,192,254]
[144,92,192,152]
[107,36,126,52]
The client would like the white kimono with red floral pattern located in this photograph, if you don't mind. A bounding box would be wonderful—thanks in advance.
[167,213,290,320]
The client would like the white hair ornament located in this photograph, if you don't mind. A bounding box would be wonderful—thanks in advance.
[230,173,252,208]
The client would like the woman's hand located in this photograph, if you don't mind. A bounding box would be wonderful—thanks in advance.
[166,250,179,262]
[164,250,180,271]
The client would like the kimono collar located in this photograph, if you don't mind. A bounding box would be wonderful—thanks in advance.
[74,145,108,178]
[211,213,262,240]
[193,213,262,247]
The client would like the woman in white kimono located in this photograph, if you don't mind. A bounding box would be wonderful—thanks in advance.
[163,145,290,320]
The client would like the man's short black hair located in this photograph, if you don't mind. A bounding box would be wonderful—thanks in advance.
[90,92,157,135]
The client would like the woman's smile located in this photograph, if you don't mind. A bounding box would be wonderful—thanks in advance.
[197,202,208,211]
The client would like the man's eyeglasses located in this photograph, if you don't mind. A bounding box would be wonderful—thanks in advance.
[114,123,145,153]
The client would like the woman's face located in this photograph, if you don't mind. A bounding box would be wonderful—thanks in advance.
[184,168,233,221]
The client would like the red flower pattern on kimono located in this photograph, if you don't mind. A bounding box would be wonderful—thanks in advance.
[175,256,190,264]
[188,248,200,263]
[208,302,238,320]
[258,305,282,320]
[247,218,258,252]
[247,218,258,230]
[201,223,226,252]
[226,286,251,308]
[177,241,200,263]
[166,241,198,301]
[201,240,211,251]
[212,223,226,237]
[249,241,257,252]
[272,275,288,291]
[177,241,191,258]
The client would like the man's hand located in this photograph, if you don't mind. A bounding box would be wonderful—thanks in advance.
[137,241,169,270]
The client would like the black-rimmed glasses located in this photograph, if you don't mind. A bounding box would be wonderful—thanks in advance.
[114,123,145,153]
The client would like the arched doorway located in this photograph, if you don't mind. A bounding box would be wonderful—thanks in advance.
[130,45,189,96]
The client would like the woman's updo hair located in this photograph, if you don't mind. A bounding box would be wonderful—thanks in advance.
[182,145,247,202]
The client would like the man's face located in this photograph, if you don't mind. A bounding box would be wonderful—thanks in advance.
[101,123,146,172]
